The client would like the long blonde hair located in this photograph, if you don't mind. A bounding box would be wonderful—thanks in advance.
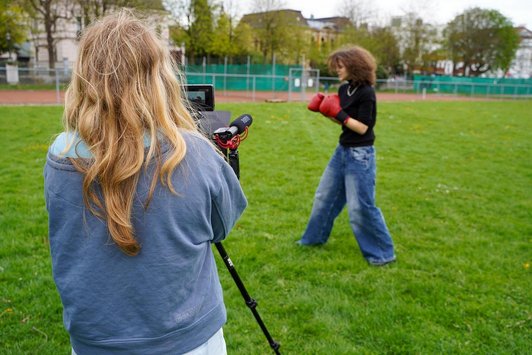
[64,10,197,255]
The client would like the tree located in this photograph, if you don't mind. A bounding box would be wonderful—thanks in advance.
[338,0,376,29]
[369,27,401,77]
[19,0,74,69]
[0,0,27,59]
[188,0,213,59]
[74,0,164,30]
[266,9,307,65]
[393,13,437,75]
[18,0,165,69]
[444,7,520,76]
[232,20,254,58]
[247,0,291,63]
[337,25,400,78]
[165,0,214,62]
[210,9,232,59]
[209,0,244,60]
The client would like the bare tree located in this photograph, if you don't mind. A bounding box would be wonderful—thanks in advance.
[338,0,376,28]
[164,0,192,26]
[250,0,285,13]
[75,1,164,28]
[390,11,438,75]
[398,0,438,23]
[220,0,241,20]
[21,0,74,69]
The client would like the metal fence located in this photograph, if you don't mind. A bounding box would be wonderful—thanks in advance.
[1,67,531,105]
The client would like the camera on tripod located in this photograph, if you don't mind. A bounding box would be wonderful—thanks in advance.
[182,84,280,354]
[184,84,251,180]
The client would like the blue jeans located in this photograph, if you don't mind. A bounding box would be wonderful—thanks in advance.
[300,145,395,264]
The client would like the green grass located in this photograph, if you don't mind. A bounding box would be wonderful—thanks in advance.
[1,101,531,354]
[0,84,68,91]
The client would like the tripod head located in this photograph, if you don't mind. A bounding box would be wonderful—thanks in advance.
[191,109,252,179]
[213,114,252,150]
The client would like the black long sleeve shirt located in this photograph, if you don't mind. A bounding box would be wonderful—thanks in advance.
[338,82,377,147]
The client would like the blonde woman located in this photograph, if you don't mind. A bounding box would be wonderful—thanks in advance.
[44,11,246,354]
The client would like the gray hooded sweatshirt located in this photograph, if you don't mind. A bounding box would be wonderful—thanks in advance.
[44,131,247,354]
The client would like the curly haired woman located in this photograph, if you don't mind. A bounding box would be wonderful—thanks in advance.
[299,46,396,266]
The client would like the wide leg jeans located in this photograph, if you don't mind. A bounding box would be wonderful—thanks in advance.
[300,145,395,264]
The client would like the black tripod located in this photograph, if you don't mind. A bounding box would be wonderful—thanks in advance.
[212,127,281,355]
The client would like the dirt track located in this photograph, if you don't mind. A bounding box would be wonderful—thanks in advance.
[0,89,494,105]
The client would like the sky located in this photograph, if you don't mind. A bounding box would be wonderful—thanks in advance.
[240,0,532,29]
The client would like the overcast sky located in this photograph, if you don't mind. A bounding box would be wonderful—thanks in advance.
[239,0,532,29]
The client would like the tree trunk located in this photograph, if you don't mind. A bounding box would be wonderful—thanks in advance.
[44,5,55,69]
[46,29,55,69]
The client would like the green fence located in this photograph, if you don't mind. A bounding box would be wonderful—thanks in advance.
[184,64,302,91]
[413,75,532,96]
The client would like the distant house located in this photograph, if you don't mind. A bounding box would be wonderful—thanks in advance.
[240,9,351,56]
[306,16,352,49]
[14,8,172,69]
[240,9,308,28]
[507,27,532,78]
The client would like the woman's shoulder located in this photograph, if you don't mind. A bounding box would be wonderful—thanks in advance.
[180,130,221,160]
[177,130,229,178]
[338,82,350,93]
[181,130,213,149]
[357,85,376,100]
[49,132,92,158]
[339,82,350,89]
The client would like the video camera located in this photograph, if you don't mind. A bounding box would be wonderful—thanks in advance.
[184,84,252,147]
[183,84,252,178]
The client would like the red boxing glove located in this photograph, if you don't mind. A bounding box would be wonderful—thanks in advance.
[307,93,325,112]
[319,95,349,124]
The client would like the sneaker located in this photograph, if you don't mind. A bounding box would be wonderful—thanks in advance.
[368,257,396,266]
[295,240,324,246]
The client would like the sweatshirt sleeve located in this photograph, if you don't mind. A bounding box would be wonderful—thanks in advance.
[210,159,248,243]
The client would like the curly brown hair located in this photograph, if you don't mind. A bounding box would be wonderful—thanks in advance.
[328,46,376,86]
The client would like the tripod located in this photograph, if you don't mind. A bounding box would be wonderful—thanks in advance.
[213,128,281,355]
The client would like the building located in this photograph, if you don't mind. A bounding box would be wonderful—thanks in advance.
[239,9,351,60]
[10,7,172,70]
[306,16,351,50]
[507,27,532,78]
[389,14,442,75]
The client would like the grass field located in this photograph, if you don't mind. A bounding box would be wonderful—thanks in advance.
[1,101,531,354]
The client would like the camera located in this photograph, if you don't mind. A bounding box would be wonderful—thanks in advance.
[184,84,230,136]
[184,84,215,112]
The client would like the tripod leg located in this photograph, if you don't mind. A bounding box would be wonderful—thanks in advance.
[228,149,239,179]
[215,242,281,354]
[211,139,280,353]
